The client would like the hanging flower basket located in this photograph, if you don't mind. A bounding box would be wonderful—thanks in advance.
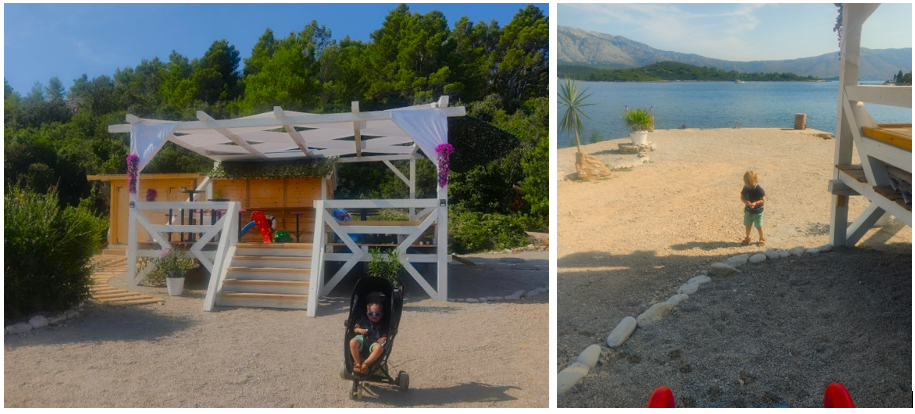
[834,3,844,60]
[435,143,454,188]
[126,154,140,194]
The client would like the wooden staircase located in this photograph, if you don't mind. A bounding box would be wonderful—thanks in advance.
[216,243,312,310]
[90,250,163,306]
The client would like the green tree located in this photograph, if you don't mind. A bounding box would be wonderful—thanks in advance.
[558,78,594,153]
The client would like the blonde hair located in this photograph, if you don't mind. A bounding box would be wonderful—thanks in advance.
[744,171,758,187]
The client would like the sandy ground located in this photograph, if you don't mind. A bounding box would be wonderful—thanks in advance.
[4,252,548,408]
[557,129,912,407]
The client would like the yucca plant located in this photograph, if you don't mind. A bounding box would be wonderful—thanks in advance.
[368,248,402,288]
[558,78,595,153]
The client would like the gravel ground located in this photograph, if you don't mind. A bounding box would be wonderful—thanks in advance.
[4,252,548,408]
[557,129,912,407]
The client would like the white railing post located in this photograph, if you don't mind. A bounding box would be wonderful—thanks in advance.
[203,202,238,311]
[307,200,326,317]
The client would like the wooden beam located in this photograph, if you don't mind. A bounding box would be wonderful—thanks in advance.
[109,106,466,133]
[197,111,266,158]
[334,154,423,163]
[352,101,362,158]
[383,160,410,186]
[273,106,315,157]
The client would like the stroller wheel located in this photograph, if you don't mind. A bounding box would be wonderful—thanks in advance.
[350,381,361,400]
[398,371,409,391]
[340,362,347,379]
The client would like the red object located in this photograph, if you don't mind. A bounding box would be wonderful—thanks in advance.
[251,211,273,243]
[648,386,675,408]
[824,383,855,408]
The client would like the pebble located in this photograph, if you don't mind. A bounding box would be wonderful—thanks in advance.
[447,298,455,302]
[637,302,673,327]
[505,293,522,301]
[465,298,478,303]
[478,297,488,303]
[724,254,749,268]
[48,314,67,325]
[789,246,805,256]
[697,269,708,276]
[512,289,525,298]
[709,262,739,277]
[29,315,49,329]
[65,309,79,319]
[455,298,465,302]
[576,344,602,368]
[764,250,780,260]
[558,363,590,395]
[678,283,699,295]
[749,253,767,264]
[687,275,711,285]
[487,296,503,301]
[806,248,820,254]
[666,294,689,306]
[527,289,540,297]
[819,243,834,252]
[606,316,637,348]
[6,322,32,334]
[777,249,790,258]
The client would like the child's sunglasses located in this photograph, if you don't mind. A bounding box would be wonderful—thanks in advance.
[368,311,383,317]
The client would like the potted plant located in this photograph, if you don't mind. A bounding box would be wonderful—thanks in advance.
[367,248,402,288]
[152,248,197,296]
[622,107,652,145]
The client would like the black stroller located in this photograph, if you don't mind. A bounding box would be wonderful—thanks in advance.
[340,277,408,400]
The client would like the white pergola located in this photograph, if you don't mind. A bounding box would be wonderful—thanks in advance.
[108,97,465,316]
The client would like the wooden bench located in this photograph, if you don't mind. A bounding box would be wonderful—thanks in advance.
[862,123,912,151]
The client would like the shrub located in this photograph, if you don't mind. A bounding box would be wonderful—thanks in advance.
[4,187,106,318]
[448,207,530,253]
[367,248,402,287]
[590,131,604,143]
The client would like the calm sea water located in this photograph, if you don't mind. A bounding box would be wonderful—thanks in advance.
[558,81,913,148]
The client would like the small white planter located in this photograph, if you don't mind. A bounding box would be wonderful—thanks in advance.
[629,131,648,145]
[166,277,185,296]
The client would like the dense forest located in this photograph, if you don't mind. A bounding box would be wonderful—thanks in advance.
[559,61,822,82]
[4,4,549,252]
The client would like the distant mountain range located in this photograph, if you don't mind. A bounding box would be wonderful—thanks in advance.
[558,26,912,80]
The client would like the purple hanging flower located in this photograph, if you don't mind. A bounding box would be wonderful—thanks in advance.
[126,154,140,194]
[834,3,844,60]
[435,143,454,188]
[146,188,157,202]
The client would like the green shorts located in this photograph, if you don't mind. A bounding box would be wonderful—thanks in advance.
[354,335,383,353]
[744,210,764,228]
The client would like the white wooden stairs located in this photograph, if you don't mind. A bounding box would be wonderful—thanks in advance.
[216,243,313,310]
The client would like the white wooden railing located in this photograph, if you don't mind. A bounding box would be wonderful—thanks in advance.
[125,200,240,310]
[306,198,448,317]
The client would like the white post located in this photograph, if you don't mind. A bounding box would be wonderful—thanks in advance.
[321,176,327,200]
[409,158,416,220]
[307,200,325,317]
[126,204,138,288]
[830,6,859,248]
[436,183,448,301]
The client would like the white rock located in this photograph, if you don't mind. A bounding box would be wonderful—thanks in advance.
[764,250,780,260]
[789,246,805,256]
[606,316,637,348]
[777,249,790,258]
[819,244,834,252]
[6,322,32,334]
[666,294,689,306]
[577,344,602,368]
[527,289,540,297]
[65,309,79,319]
[447,298,455,302]
[749,253,767,264]
[806,248,820,254]
[558,363,589,395]
[637,303,674,327]
[505,294,521,300]
[687,275,711,285]
[678,283,699,295]
[487,296,503,301]
[455,298,465,302]
[48,314,67,325]
[29,315,49,329]
[512,289,525,298]
[465,298,478,303]
[709,263,739,277]
[724,254,749,268]
[478,297,488,303]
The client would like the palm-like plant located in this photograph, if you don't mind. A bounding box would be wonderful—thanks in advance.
[558,78,595,153]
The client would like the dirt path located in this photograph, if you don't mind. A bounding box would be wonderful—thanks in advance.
[5,252,548,408]
[557,129,911,407]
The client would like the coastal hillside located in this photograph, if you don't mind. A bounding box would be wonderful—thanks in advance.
[558,25,912,80]
[559,61,820,82]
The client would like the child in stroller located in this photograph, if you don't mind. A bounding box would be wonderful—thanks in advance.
[349,301,388,374]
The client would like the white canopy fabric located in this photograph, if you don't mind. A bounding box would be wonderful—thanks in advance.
[130,122,177,172]
[126,102,454,165]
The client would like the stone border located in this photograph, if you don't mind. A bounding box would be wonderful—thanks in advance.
[557,243,834,395]
[5,303,85,335]
[448,284,549,303]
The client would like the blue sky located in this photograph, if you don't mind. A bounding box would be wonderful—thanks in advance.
[560,3,912,62]
[4,3,547,94]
